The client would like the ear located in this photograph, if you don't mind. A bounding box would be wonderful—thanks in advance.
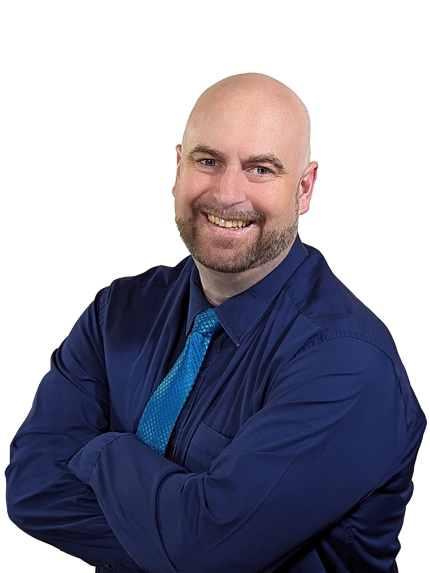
[298,161,318,215]
[172,144,182,197]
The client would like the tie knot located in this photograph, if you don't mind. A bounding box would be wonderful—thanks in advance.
[192,308,220,337]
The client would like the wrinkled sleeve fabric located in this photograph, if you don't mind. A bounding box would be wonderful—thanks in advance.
[6,289,143,573]
[69,336,405,573]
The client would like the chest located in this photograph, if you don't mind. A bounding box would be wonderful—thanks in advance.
[104,316,305,472]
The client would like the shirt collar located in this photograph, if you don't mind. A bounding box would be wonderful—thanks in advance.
[187,235,309,346]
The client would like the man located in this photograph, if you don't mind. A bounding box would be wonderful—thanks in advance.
[6,73,426,572]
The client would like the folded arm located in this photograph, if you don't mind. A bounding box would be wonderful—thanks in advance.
[69,337,404,573]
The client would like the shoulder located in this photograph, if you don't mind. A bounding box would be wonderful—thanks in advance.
[111,256,193,291]
[284,243,398,358]
[90,257,194,333]
[100,257,194,299]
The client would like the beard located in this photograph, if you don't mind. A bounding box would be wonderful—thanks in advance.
[175,200,299,273]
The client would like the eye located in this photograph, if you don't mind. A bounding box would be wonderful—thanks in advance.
[200,158,217,167]
[251,166,271,176]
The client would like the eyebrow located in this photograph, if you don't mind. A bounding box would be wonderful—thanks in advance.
[187,145,225,162]
[247,154,285,172]
[188,145,286,172]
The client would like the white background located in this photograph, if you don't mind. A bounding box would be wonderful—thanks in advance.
[1,1,428,571]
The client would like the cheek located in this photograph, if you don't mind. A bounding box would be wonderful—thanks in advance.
[252,191,297,224]
[175,172,211,205]
[173,180,195,216]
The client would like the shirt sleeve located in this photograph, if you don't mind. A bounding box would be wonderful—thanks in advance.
[5,290,144,573]
[68,336,406,573]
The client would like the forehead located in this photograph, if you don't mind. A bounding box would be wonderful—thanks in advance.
[184,90,303,159]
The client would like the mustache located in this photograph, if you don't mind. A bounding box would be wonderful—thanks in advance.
[192,201,266,225]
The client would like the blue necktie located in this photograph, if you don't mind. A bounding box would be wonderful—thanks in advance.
[137,307,220,456]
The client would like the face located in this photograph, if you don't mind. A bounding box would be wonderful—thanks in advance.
[173,89,317,274]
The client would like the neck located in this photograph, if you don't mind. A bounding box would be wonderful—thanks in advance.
[194,244,294,306]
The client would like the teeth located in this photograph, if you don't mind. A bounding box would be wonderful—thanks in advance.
[207,214,248,228]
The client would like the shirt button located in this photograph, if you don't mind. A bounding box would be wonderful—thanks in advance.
[171,429,176,438]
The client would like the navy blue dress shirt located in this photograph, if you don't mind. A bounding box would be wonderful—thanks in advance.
[6,237,426,573]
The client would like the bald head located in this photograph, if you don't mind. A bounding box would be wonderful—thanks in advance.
[183,73,311,173]
[173,72,318,281]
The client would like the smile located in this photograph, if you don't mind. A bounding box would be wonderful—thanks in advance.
[206,214,251,228]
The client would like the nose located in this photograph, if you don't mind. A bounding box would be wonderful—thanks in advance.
[213,167,247,208]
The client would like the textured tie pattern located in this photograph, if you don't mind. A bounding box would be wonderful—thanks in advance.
[137,308,220,456]
[101,568,120,573]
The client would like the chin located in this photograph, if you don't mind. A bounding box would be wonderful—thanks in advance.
[177,213,298,274]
